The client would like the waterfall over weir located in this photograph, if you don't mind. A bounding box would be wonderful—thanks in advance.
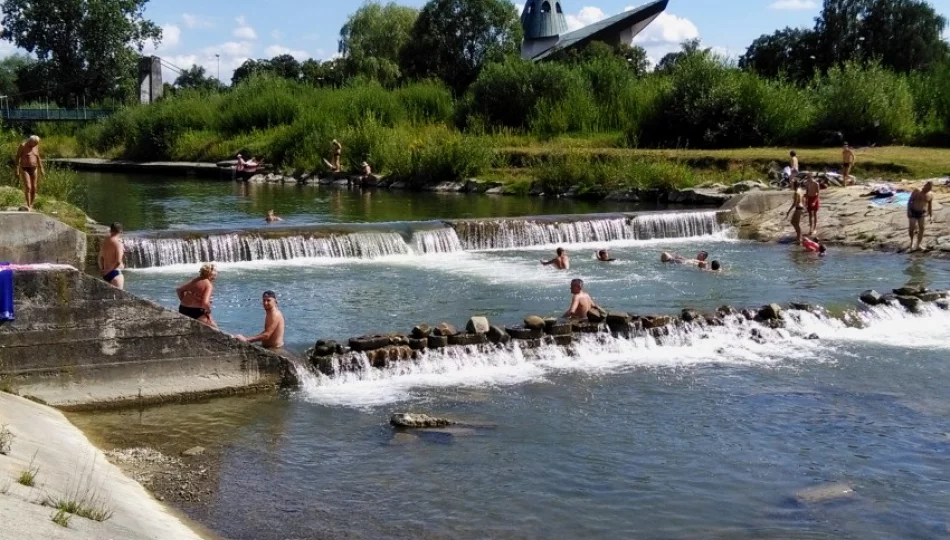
[124,211,728,268]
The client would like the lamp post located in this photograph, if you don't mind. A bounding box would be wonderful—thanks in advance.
[215,54,220,81]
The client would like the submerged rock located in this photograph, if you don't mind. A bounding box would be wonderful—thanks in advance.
[893,286,925,297]
[389,433,419,446]
[789,302,813,312]
[896,295,922,313]
[390,413,454,428]
[681,308,702,323]
[181,446,205,457]
[795,483,854,504]
[859,290,883,306]
[757,303,783,321]
[917,291,948,302]
[466,316,490,335]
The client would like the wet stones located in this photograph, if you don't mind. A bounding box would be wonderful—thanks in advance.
[448,333,489,346]
[571,320,603,333]
[918,291,948,303]
[896,295,922,313]
[642,316,673,329]
[311,339,339,357]
[466,317,490,335]
[427,335,448,349]
[408,338,428,350]
[681,308,702,323]
[434,323,458,337]
[390,413,454,428]
[348,336,391,352]
[507,325,544,340]
[544,318,573,336]
[587,306,608,323]
[893,286,925,297]
[411,324,432,339]
[789,302,813,312]
[860,290,883,306]
[717,305,737,317]
[524,316,546,330]
[487,326,511,344]
[756,304,783,321]
[937,299,950,310]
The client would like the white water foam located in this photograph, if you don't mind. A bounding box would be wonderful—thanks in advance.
[296,305,950,408]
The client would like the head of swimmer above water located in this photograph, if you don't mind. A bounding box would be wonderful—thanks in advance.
[570,278,584,294]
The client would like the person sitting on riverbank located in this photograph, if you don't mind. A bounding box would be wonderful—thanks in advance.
[265,210,284,223]
[98,222,125,289]
[15,135,43,210]
[236,290,286,353]
[908,181,935,252]
[541,248,570,270]
[596,250,615,262]
[236,154,261,174]
[564,279,597,320]
[176,264,217,328]
[802,237,827,256]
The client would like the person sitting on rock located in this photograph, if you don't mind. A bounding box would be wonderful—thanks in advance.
[236,290,286,354]
[265,210,284,223]
[564,279,597,320]
[596,250,615,262]
[541,248,570,270]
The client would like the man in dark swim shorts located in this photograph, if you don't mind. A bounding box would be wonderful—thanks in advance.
[98,222,125,289]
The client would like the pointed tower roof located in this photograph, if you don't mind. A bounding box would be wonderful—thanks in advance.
[521,0,569,40]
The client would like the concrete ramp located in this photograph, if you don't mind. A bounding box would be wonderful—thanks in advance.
[0,267,293,409]
[0,212,87,270]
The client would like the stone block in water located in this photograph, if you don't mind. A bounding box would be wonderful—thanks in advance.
[789,302,813,312]
[571,320,603,334]
[411,324,432,339]
[524,316,545,330]
[794,483,854,505]
[756,304,783,321]
[508,326,543,340]
[448,333,488,346]
[642,316,674,329]
[680,309,702,323]
[893,286,926,296]
[466,317,490,335]
[434,323,458,337]
[387,335,410,347]
[349,336,391,352]
[549,335,573,347]
[427,335,448,349]
[896,295,922,313]
[587,306,607,323]
[544,319,573,336]
[408,338,428,350]
[917,291,948,302]
[487,326,510,344]
[390,413,454,428]
[859,290,882,305]
[717,305,737,316]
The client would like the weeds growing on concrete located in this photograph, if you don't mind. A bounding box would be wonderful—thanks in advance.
[0,424,13,455]
[17,453,39,487]
[51,509,71,528]
[42,456,114,522]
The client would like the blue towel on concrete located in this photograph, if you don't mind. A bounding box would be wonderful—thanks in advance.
[0,264,12,321]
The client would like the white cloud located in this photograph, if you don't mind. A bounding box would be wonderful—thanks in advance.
[142,23,181,55]
[182,13,214,29]
[769,0,818,10]
[233,16,257,40]
[565,7,607,32]
[265,45,308,59]
[631,11,702,66]
[206,41,255,58]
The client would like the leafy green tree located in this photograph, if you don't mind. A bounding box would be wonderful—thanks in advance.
[0,0,162,105]
[550,41,650,77]
[655,39,711,73]
[400,0,522,94]
[0,54,31,101]
[301,58,348,87]
[174,65,225,91]
[232,59,271,86]
[268,54,302,80]
[339,1,418,85]
[739,28,819,80]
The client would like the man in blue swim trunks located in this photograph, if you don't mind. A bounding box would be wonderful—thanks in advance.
[98,222,125,289]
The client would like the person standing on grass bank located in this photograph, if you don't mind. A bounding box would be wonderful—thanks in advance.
[842,143,856,184]
[907,181,935,252]
[786,179,805,244]
[98,222,125,289]
[236,290,286,353]
[176,264,217,328]
[15,135,43,210]
[541,248,570,270]
[804,173,821,236]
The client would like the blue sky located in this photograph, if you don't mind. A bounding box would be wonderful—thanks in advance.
[4,0,950,82]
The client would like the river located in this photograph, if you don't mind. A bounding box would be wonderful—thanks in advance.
[73,173,950,539]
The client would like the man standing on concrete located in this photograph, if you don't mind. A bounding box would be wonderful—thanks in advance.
[98,222,125,289]
[15,135,43,210]
[907,181,935,252]
[564,279,597,319]
[842,143,856,184]
[236,290,286,353]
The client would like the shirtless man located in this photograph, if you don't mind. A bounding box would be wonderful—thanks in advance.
[842,143,856,184]
[541,248,570,270]
[98,222,125,289]
[789,150,799,178]
[596,250,615,262]
[803,173,821,236]
[176,264,217,328]
[15,135,43,210]
[330,140,342,172]
[564,279,597,319]
[236,290,286,352]
[265,210,284,223]
[785,179,805,244]
[907,181,934,252]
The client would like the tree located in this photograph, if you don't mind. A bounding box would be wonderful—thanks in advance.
[0,54,31,101]
[400,0,522,94]
[339,1,418,85]
[0,0,162,105]
[232,59,271,86]
[739,27,819,80]
[301,59,347,87]
[550,41,650,77]
[174,65,225,91]
[655,39,711,73]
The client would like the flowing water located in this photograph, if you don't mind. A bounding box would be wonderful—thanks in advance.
[73,173,950,539]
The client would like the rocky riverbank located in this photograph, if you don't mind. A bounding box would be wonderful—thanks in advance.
[307,286,949,376]
[736,180,950,255]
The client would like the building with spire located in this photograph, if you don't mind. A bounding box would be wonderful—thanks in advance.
[520,0,670,61]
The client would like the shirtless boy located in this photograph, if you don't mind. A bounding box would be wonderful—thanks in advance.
[907,181,934,252]
[15,135,43,210]
[176,264,217,328]
[98,222,125,289]
[541,248,570,270]
[803,174,821,236]
[785,179,805,243]
[564,279,597,319]
[236,290,286,352]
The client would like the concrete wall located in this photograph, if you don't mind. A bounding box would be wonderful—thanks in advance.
[0,268,294,409]
[0,212,87,270]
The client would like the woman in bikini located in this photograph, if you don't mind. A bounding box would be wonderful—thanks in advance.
[785,179,805,244]
[176,264,218,328]
[15,135,43,210]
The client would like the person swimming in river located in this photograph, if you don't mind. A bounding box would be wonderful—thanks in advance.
[661,251,707,266]
[801,237,827,256]
[265,210,284,223]
[176,264,218,328]
[236,290,287,354]
[596,250,615,262]
[564,279,598,320]
[541,248,570,270]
